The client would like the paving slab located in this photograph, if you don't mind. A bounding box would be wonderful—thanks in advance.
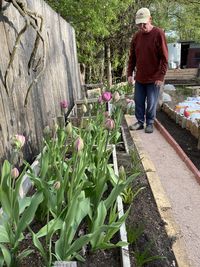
[125,115,200,267]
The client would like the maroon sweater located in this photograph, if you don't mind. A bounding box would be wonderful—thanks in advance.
[127,27,168,83]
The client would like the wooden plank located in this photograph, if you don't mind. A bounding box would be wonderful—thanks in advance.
[112,146,131,267]
[54,262,77,267]
[165,68,198,81]
[0,0,82,163]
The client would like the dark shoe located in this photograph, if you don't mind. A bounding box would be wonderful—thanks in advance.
[129,122,144,130]
[145,124,154,133]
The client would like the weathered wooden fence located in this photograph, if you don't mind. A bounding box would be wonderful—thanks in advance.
[0,0,82,163]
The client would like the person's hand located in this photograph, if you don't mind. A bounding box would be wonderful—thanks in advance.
[128,76,134,84]
[155,80,163,87]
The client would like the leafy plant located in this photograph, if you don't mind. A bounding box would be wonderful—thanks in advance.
[29,190,91,265]
[127,225,144,245]
[127,225,166,267]
[130,149,143,174]
[135,243,166,267]
[0,160,43,267]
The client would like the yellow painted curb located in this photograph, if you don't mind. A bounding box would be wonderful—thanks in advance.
[125,115,191,267]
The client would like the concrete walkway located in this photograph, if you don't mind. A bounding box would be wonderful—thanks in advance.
[125,115,200,267]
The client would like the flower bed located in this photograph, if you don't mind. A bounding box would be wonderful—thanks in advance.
[0,91,138,266]
[162,103,200,149]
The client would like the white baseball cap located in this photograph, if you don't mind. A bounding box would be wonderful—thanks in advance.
[135,8,151,24]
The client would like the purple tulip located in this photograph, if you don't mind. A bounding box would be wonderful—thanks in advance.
[102,92,112,102]
[60,100,68,109]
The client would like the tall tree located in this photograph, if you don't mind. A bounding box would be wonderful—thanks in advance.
[45,0,200,83]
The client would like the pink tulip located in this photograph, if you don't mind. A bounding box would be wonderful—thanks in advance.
[102,92,112,102]
[12,134,25,149]
[105,118,115,130]
[15,135,25,146]
[74,137,84,152]
[98,96,103,104]
[11,167,19,179]
[126,98,134,104]
[60,100,68,109]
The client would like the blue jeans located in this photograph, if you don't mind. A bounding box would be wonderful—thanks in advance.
[134,81,160,125]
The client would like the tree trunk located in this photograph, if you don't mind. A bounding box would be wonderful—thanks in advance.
[122,56,128,82]
[78,63,86,85]
[88,65,92,84]
[100,47,105,83]
[106,42,112,88]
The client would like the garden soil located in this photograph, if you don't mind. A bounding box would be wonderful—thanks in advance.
[125,113,200,267]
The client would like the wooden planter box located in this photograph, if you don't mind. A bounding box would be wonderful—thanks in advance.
[68,98,111,118]
[162,103,199,140]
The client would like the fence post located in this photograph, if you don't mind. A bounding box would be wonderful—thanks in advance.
[197,63,200,78]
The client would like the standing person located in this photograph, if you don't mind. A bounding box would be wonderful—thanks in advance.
[127,7,168,133]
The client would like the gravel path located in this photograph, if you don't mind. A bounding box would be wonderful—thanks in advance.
[127,115,200,267]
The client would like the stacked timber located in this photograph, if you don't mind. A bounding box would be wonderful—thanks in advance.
[165,68,200,85]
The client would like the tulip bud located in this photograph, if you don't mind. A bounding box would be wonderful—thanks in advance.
[102,91,112,102]
[43,125,51,138]
[66,122,73,136]
[104,111,110,118]
[74,136,84,153]
[54,181,61,190]
[119,166,126,180]
[60,100,68,109]
[11,134,25,149]
[52,122,59,135]
[11,167,19,179]
[82,104,87,114]
[89,104,93,111]
[105,118,115,131]
[84,96,88,106]
[126,98,134,104]
[98,96,103,104]
[113,91,120,102]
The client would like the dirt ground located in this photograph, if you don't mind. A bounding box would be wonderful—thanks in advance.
[156,110,200,171]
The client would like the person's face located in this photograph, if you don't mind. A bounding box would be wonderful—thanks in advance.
[136,18,152,32]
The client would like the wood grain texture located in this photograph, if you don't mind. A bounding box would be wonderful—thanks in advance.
[0,0,82,163]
